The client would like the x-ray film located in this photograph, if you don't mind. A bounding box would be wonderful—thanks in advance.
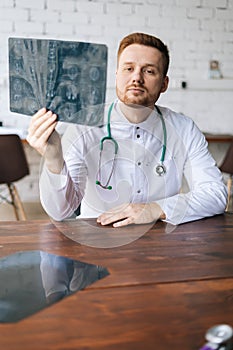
[8,37,108,125]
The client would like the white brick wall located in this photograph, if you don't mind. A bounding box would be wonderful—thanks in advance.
[0,0,232,202]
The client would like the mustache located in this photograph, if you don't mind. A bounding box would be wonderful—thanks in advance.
[127,83,146,90]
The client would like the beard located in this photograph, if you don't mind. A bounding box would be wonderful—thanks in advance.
[116,86,154,108]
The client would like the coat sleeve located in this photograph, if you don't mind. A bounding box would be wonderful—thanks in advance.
[39,125,87,221]
[157,120,228,225]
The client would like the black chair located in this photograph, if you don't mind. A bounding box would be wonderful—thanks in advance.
[219,139,233,212]
[0,134,30,220]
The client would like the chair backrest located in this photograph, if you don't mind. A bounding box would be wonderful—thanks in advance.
[219,139,233,175]
[0,134,29,184]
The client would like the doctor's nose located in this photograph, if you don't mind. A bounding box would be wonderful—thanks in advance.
[132,69,144,84]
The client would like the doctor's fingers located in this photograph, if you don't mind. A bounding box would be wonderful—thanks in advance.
[97,203,128,221]
[29,107,50,130]
[98,203,159,227]
[28,109,56,139]
[27,115,58,155]
[29,109,57,135]
[97,203,138,226]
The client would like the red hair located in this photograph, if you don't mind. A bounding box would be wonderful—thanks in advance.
[117,32,170,77]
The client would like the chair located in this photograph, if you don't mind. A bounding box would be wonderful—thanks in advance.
[0,134,29,220]
[219,139,233,212]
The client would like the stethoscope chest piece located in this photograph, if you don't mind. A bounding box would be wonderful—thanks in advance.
[205,324,233,346]
[199,324,233,350]
[154,163,166,176]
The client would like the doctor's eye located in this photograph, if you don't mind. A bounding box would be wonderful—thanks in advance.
[123,66,133,72]
[143,67,155,75]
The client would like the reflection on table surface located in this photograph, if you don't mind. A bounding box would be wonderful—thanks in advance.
[0,250,109,323]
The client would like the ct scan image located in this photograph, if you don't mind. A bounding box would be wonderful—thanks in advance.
[9,37,108,126]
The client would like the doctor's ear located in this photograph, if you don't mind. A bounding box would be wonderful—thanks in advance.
[161,76,169,93]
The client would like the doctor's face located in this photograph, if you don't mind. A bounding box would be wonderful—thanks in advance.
[116,44,168,109]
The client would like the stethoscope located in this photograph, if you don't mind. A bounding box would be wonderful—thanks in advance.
[96,102,167,190]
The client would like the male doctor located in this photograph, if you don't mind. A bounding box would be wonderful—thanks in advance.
[27,32,227,227]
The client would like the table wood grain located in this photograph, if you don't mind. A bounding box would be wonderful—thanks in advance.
[0,214,232,287]
[0,278,232,350]
[0,214,232,349]
[204,133,233,143]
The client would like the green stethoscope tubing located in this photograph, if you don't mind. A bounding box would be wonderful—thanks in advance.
[96,102,118,189]
[96,102,167,190]
[155,104,167,164]
[99,102,118,154]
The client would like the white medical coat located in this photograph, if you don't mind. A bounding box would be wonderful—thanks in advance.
[40,101,227,225]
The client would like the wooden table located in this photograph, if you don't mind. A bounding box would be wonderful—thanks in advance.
[0,214,232,350]
[204,133,233,143]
